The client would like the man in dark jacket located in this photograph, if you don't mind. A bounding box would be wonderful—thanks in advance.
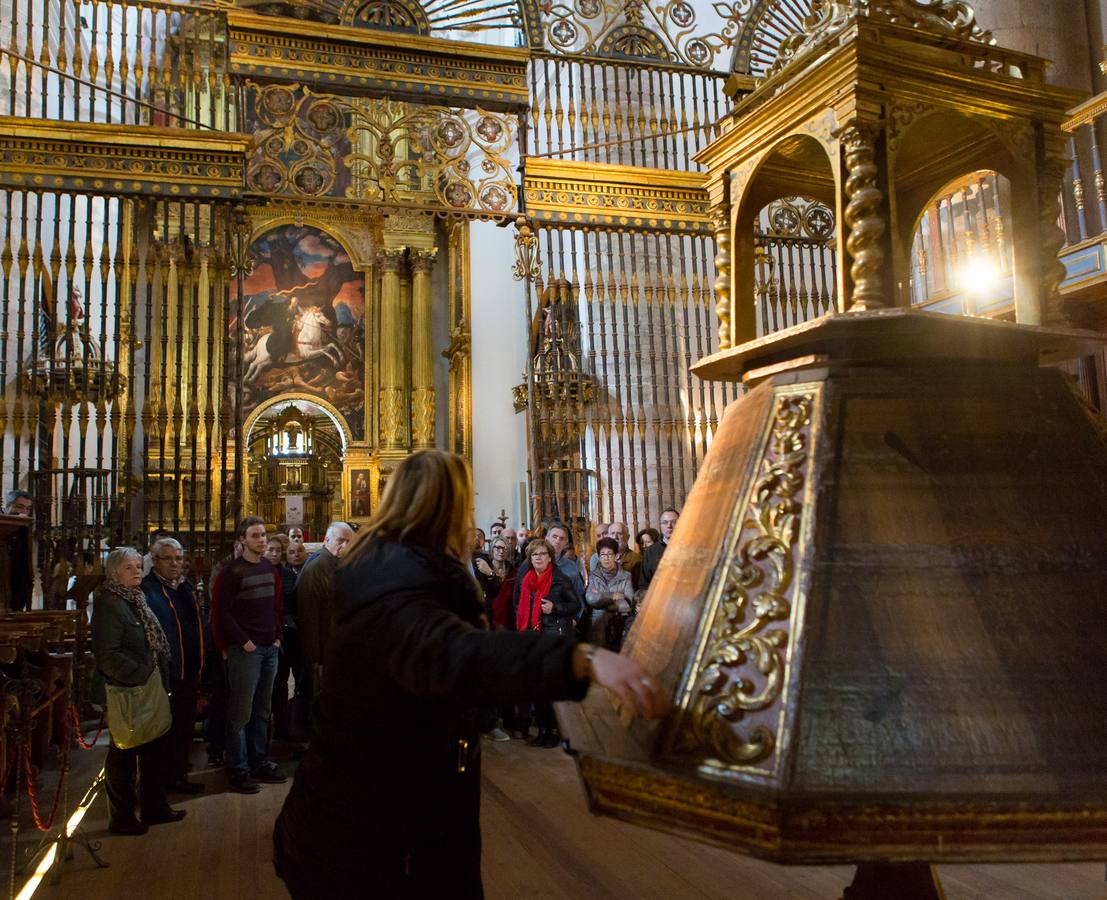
[468,527,500,615]
[215,517,286,793]
[296,521,354,685]
[142,537,205,794]
[640,507,679,590]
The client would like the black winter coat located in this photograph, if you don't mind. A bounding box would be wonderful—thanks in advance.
[273,540,589,900]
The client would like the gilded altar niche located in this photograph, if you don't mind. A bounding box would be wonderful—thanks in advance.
[228,200,468,523]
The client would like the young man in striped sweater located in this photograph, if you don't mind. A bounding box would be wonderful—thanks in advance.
[215,516,287,794]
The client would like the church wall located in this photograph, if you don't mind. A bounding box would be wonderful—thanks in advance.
[469,220,528,534]
[972,0,1095,92]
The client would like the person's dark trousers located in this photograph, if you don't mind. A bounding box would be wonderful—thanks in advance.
[205,656,227,761]
[478,707,498,733]
[271,647,291,742]
[288,662,313,740]
[225,643,279,778]
[166,680,198,782]
[105,732,171,825]
[533,701,557,739]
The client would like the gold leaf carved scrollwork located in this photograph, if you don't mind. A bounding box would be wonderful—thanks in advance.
[540,0,756,69]
[411,386,436,446]
[245,83,517,216]
[379,386,405,446]
[677,392,815,767]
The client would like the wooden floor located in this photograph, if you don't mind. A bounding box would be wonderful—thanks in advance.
[36,738,1107,899]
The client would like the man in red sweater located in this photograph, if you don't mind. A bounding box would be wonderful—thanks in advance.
[215,516,286,793]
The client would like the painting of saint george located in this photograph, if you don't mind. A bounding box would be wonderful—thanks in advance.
[236,225,365,438]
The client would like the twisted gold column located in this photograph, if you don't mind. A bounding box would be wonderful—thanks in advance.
[841,124,887,311]
[410,249,437,449]
[377,248,407,450]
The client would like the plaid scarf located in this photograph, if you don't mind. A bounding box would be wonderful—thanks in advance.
[103,578,170,664]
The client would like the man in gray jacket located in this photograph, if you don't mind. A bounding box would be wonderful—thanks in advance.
[296,521,354,693]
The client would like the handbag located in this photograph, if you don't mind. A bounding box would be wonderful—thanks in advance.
[104,668,171,750]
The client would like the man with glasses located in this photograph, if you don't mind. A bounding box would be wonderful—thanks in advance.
[142,537,206,794]
[3,490,32,517]
[641,507,680,589]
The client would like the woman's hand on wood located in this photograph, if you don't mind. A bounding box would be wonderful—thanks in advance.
[589,648,669,719]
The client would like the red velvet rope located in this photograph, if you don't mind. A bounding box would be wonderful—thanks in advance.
[69,704,106,750]
[24,718,71,833]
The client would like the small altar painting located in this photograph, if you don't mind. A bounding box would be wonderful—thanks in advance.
[350,469,372,519]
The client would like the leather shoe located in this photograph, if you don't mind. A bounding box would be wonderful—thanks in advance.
[169,778,206,795]
[143,808,186,826]
[251,762,287,784]
[108,819,148,836]
[228,774,261,794]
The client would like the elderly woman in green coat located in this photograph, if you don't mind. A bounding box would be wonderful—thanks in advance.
[92,547,186,835]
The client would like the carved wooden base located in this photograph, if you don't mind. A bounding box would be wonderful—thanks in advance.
[841,863,944,900]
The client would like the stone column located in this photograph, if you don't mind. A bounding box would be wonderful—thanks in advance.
[377,248,407,450]
[410,249,437,449]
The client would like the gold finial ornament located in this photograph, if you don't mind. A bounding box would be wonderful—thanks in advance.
[511,216,541,283]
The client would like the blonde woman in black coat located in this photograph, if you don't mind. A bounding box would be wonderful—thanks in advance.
[273,450,667,899]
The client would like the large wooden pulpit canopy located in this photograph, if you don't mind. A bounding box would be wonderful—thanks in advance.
[558,3,1107,896]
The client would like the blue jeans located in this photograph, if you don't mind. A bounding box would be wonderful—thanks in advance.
[225,643,279,777]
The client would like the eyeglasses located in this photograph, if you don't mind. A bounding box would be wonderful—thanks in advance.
[530,551,550,559]
[598,551,617,559]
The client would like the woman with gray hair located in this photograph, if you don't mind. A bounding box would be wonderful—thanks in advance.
[92,547,186,835]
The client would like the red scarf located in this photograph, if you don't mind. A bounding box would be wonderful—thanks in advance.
[517,565,554,632]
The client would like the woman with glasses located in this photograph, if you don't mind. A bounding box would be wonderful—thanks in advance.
[515,537,579,747]
[93,547,186,834]
[487,537,516,630]
[585,537,635,650]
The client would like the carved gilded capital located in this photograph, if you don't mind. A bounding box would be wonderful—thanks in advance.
[409,249,437,275]
[377,248,406,275]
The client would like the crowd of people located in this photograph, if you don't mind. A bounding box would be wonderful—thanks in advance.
[468,508,679,746]
[83,470,678,857]
[89,517,360,831]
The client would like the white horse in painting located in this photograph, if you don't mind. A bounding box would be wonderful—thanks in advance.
[241,297,343,385]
